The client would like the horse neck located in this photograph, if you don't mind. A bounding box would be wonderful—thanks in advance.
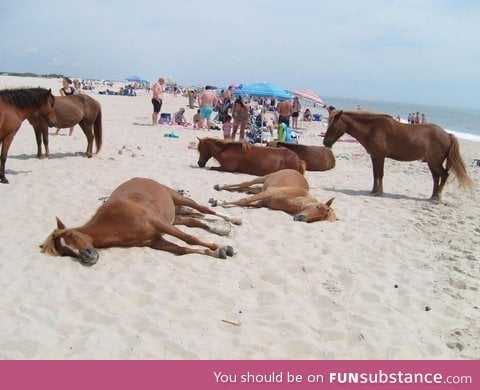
[341,112,383,141]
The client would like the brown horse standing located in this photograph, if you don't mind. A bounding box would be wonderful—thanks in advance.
[267,141,336,171]
[209,169,337,223]
[40,177,242,265]
[0,88,56,183]
[27,94,102,158]
[323,110,473,199]
[197,138,306,176]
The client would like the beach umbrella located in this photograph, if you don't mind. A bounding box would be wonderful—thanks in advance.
[292,89,325,106]
[233,82,292,100]
[126,75,143,82]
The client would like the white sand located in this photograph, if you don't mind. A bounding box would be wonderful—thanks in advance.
[0,75,478,359]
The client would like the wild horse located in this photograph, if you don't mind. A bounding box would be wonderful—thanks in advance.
[0,88,56,183]
[209,169,337,223]
[323,110,473,199]
[27,94,102,158]
[40,177,242,265]
[197,138,306,176]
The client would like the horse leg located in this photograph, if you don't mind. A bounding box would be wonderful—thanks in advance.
[150,236,231,259]
[34,127,43,158]
[168,189,242,225]
[41,126,49,158]
[0,134,15,184]
[150,221,234,259]
[214,176,266,194]
[210,191,273,208]
[79,122,94,157]
[370,156,385,196]
[174,215,231,236]
[428,161,448,200]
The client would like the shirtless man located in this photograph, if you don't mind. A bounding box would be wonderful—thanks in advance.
[197,86,217,128]
[151,78,165,126]
[276,99,292,127]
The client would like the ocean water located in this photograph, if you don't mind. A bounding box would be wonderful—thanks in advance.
[319,96,480,143]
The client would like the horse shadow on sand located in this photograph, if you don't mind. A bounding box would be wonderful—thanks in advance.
[9,152,84,160]
[324,187,428,202]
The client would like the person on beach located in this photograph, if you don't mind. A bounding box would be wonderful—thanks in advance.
[173,108,187,125]
[303,108,313,122]
[197,86,217,129]
[193,109,207,129]
[151,78,165,126]
[222,114,232,140]
[276,99,292,127]
[231,97,249,140]
[55,78,75,135]
[292,96,301,129]
[187,89,195,109]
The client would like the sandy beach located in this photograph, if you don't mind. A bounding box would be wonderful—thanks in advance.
[0,75,478,359]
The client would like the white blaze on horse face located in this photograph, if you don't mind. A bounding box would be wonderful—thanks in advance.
[59,237,81,256]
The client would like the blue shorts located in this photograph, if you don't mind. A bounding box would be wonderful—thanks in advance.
[200,106,213,120]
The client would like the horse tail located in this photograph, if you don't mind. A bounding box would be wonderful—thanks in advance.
[299,159,307,174]
[94,105,103,154]
[447,134,473,189]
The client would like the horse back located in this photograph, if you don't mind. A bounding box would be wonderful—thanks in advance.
[244,146,303,175]
[276,142,335,171]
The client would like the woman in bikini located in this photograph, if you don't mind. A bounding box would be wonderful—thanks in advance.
[55,78,76,135]
[231,97,249,141]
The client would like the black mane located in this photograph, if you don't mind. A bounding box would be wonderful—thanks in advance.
[0,87,52,111]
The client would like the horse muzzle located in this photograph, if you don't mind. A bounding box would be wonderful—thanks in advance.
[198,160,206,168]
[323,138,333,148]
[293,214,307,222]
[48,120,57,127]
[79,247,99,265]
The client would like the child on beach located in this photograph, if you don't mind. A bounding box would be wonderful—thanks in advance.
[222,114,232,139]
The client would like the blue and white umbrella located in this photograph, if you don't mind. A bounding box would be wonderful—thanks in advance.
[233,82,292,100]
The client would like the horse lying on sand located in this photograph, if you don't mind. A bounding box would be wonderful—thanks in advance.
[27,94,102,158]
[40,178,242,265]
[209,169,337,223]
[0,88,56,183]
[323,109,473,199]
[197,137,306,175]
[267,140,336,171]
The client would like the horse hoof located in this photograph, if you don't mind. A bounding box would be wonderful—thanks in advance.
[208,197,214,204]
[210,199,218,207]
[0,177,9,184]
[225,245,234,257]
[214,184,221,191]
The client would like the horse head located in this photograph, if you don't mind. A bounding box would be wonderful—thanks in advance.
[197,137,213,167]
[293,198,336,223]
[39,89,57,127]
[40,217,99,265]
[323,110,345,148]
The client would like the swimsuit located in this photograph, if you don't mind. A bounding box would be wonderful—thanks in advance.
[200,106,213,120]
[151,98,162,113]
[279,115,290,126]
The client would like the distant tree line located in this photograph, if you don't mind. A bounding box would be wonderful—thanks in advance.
[0,71,65,79]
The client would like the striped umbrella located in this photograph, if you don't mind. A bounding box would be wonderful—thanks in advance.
[292,89,325,106]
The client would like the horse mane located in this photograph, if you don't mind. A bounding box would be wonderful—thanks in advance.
[202,138,252,154]
[0,87,51,111]
[39,228,66,256]
[342,110,394,120]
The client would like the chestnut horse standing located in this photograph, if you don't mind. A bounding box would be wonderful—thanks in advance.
[323,110,473,199]
[209,169,336,223]
[41,178,242,265]
[0,88,56,183]
[267,141,336,171]
[197,138,306,175]
[27,94,102,158]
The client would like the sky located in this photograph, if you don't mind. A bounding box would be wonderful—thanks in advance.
[1,0,479,109]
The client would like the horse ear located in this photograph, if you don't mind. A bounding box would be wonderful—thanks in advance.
[326,197,335,206]
[56,217,66,229]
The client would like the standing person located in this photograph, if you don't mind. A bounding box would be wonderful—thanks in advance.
[291,97,301,129]
[276,99,292,127]
[231,97,249,141]
[197,86,217,129]
[151,78,165,126]
[55,78,75,135]
[222,114,232,140]
[187,89,195,109]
